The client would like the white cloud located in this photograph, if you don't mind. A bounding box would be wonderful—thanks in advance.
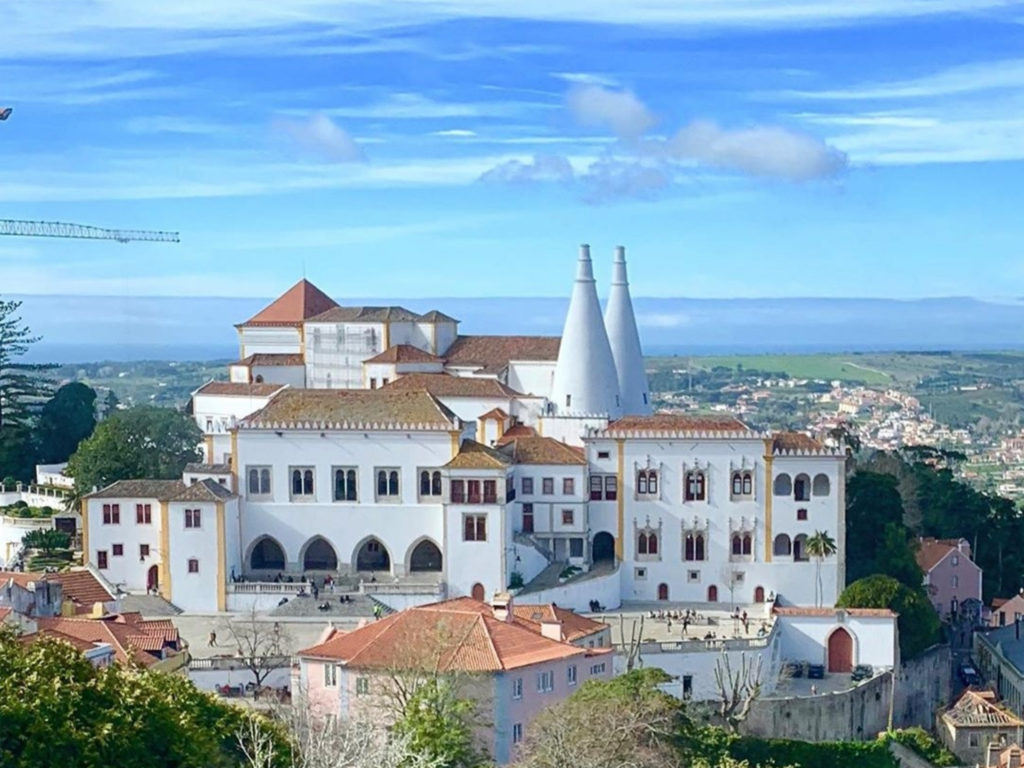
[579,157,671,202]
[272,113,366,163]
[432,129,477,137]
[478,154,574,184]
[552,72,620,87]
[566,85,657,139]
[125,116,230,135]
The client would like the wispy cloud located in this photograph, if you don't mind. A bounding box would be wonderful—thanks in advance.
[0,65,184,105]
[125,116,231,135]
[316,93,548,120]
[272,113,366,163]
[478,154,574,184]
[432,129,477,137]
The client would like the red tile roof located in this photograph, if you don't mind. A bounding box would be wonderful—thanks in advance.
[496,424,538,444]
[238,279,338,327]
[300,598,604,671]
[233,353,305,367]
[27,615,181,666]
[444,335,560,375]
[194,381,285,397]
[499,436,586,465]
[603,413,751,435]
[916,538,970,573]
[479,408,509,421]
[365,345,444,364]
[772,432,825,452]
[6,569,113,607]
[240,388,458,430]
[772,606,896,618]
[383,373,522,398]
[445,440,512,469]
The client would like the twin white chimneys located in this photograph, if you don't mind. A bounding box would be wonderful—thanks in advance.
[549,244,652,418]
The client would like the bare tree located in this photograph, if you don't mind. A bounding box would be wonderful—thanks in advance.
[221,606,291,690]
[617,614,645,672]
[713,651,763,733]
[719,565,742,611]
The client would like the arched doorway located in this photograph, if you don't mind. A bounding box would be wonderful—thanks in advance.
[303,537,338,571]
[250,537,286,571]
[827,627,854,673]
[471,583,485,601]
[754,586,765,603]
[593,532,615,563]
[707,585,718,602]
[409,540,443,572]
[355,538,390,571]
[147,565,159,592]
[658,583,669,601]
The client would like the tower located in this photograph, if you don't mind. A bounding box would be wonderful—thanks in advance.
[604,245,652,415]
[549,244,622,418]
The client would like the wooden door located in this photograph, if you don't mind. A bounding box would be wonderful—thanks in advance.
[707,585,718,602]
[658,583,669,601]
[471,583,485,601]
[828,628,853,673]
[754,586,765,603]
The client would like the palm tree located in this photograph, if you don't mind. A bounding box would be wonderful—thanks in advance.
[806,530,838,607]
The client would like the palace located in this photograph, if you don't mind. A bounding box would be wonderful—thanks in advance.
[82,245,846,613]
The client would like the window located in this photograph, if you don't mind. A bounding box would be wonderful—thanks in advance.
[483,480,497,503]
[684,470,706,502]
[381,378,389,386]
[731,471,753,498]
[464,515,487,542]
[102,504,120,525]
[333,467,358,502]
[135,504,152,524]
[139,544,150,558]
[793,534,809,562]
[247,466,272,497]
[542,477,554,495]
[505,477,515,502]
[773,473,792,496]
[732,535,742,556]
[969,734,980,748]
[952,555,959,566]
[562,477,575,495]
[684,533,706,561]
[569,538,584,558]
[451,479,466,503]
[590,475,603,500]
[812,473,831,497]
[797,508,808,521]
[112,544,123,557]
[561,509,574,525]
[185,508,201,529]
[324,664,338,687]
[773,534,792,556]
[952,575,960,588]
[634,567,647,580]
[742,534,752,555]
[291,467,315,499]
[637,531,659,556]
[522,477,534,495]
[682,675,693,700]
[96,550,108,569]
[687,569,700,583]
[419,470,442,498]
[590,663,606,675]
[467,480,481,503]
[376,468,400,498]
[794,474,810,501]
[512,678,523,699]
[536,670,554,693]
[369,378,377,389]
[356,677,370,695]
[522,503,534,533]
[597,450,610,460]
[188,558,199,574]
[568,665,577,686]
[637,469,658,497]
[512,723,523,745]
[605,475,618,501]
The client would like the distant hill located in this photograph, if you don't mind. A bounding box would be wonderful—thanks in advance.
[10,294,1024,363]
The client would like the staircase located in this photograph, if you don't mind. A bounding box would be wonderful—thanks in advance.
[268,591,377,619]
[513,532,556,562]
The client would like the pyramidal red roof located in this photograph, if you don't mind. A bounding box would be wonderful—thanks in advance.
[239,280,338,327]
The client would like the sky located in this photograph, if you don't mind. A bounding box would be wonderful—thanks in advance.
[1,0,1023,300]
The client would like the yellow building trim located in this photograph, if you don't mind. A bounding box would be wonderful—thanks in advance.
[497,418,506,439]
[537,419,543,436]
[159,501,172,601]
[216,501,227,612]
[616,439,625,560]
[450,430,461,458]
[476,420,485,443]
[383,322,390,350]
[763,440,773,563]
[80,498,89,565]
[230,429,239,492]
[204,435,214,465]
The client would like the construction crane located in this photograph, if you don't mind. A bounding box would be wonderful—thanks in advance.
[0,219,179,244]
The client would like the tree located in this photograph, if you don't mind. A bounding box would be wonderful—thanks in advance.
[805,530,837,608]
[66,405,201,491]
[21,528,70,555]
[515,668,687,768]
[392,677,481,768]
[0,298,52,432]
[103,389,120,415]
[712,652,763,733]
[220,607,291,690]
[36,382,97,463]
[837,575,940,658]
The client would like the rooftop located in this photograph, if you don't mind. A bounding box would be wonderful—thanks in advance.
[240,388,458,430]
[943,689,1024,728]
[364,345,444,364]
[85,478,236,502]
[445,440,511,470]
[308,305,423,323]
[238,279,338,327]
[496,424,538,443]
[184,462,232,474]
[916,537,969,572]
[383,373,523,398]
[194,381,285,398]
[25,613,181,666]
[771,432,825,453]
[443,335,561,375]
[600,413,753,436]
[232,353,305,367]
[5,568,113,607]
[499,436,586,466]
[772,606,896,618]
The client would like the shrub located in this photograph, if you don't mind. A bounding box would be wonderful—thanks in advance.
[885,728,958,767]
[683,728,899,768]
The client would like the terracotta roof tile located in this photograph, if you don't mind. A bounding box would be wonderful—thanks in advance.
[5,569,114,606]
[603,413,751,435]
[308,306,422,323]
[28,616,180,666]
[384,373,523,398]
[444,335,560,375]
[194,381,285,397]
[85,479,184,501]
[184,463,232,474]
[445,440,511,470]
[771,432,824,452]
[772,606,896,618]
[239,279,338,327]
[365,345,444,364]
[240,388,458,430]
[495,424,538,444]
[944,689,1024,727]
[420,310,459,323]
[915,538,969,573]
[233,353,305,367]
[170,478,235,502]
[479,408,509,421]
[499,436,586,465]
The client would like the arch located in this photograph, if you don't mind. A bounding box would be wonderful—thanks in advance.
[827,627,854,673]
[638,532,649,555]
[731,472,743,496]
[302,536,338,571]
[471,583,485,601]
[431,471,442,496]
[658,583,669,601]
[420,470,431,497]
[773,534,792,557]
[249,535,286,571]
[754,585,765,603]
[707,585,718,602]
[742,534,752,556]
[731,534,742,556]
[354,536,391,572]
[794,473,811,501]
[813,473,831,497]
[794,533,809,562]
[648,533,659,555]
[742,472,752,496]
[147,565,159,592]
[773,473,792,496]
[408,538,443,572]
[695,533,705,561]
[593,532,615,563]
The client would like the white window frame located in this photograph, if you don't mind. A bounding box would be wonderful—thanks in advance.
[512,677,522,700]
[355,677,370,696]
[332,466,358,503]
[536,670,554,693]
[512,723,523,745]
[375,467,401,501]
[567,664,577,686]
[246,466,273,499]
[324,664,338,687]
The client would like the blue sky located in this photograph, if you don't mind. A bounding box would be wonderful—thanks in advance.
[1,0,1023,300]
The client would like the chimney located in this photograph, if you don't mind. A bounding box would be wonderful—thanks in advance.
[540,620,564,642]
[1010,747,1022,768]
[491,591,513,622]
[604,245,652,416]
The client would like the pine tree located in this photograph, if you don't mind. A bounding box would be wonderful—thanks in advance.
[0,298,52,430]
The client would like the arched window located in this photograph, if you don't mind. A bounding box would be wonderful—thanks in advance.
[695,533,705,561]
[648,533,659,555]
[303,470,313,495]
[259,469,270,494]
[248,469,259,495]
[685,534,695,561]
[794,533,809,562]
[637,469,658,497]
[638,532,649,555]
[637,471,647,494]
[648,471,658,494]
[389,471,399,496]
[685,470,706,502]
[346,469,356,500]
[658,583,669,601]
[742,534,752,556]
[732,472,743,496]
[773,534,792,556]
[420,470,431,497]
[773,473,792,496]
[432,471,442,496]
[731,534,742,556]
[334,468,357,502]
[742,472,752,495]
[377,470,388,497]
[794,474,810,501]
[812,474,831,497]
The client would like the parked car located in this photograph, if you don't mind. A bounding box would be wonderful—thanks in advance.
[783,661,804,678]
[959,663,981,686]
[851,664,873,681]
[807,664,825,680]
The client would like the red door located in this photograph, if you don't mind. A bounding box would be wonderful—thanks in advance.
[754,586,765,603]
[658,583,669,601]
[147,565,159,592]
[707,585,718,602]
[522,505,534,533]
[828,628,853,673]
[471,583,485,601]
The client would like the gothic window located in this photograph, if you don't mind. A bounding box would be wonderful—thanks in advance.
[333,468,357,502]
[290,467,314,499]
[742,534,752,555]
[684,470,706,502]
[684,533,706,562]
[731,534,742,556]
[637,469,658,497]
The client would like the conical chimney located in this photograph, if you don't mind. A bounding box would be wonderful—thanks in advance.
[604,246,651,415]
[549,245,622,418]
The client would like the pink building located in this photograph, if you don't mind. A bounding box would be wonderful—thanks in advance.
[917,537,983,619]
[295,594,612,764]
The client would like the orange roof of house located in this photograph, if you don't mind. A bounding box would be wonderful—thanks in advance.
[238,279,338,327]
[233,353,305,367]
[479,407,510,421]
[300,598,603,671]
[499,436,586,465]
[383,373,522,398]
[445,440,511,469]
[444,335,560,375]
[772,606,896,618]
[365,345,444,364]
[6,569,113,607]
[496,424,538,444]
[27,616,180,666]
[771,432,824,452]
[603,413,751,435]
[944,689,1024,727]
[240,388,458,430]
[916,538,969,573]
[194,381,285,398]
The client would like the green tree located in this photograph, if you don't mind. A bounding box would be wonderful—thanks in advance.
[837,575,940,658]
[392,677,481,768]
[0,299,53,481]
[845,472,906,583]
[36,382,97,463]
[21,528,70,555]
[806,530,837,608]
[66,405,201,492]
